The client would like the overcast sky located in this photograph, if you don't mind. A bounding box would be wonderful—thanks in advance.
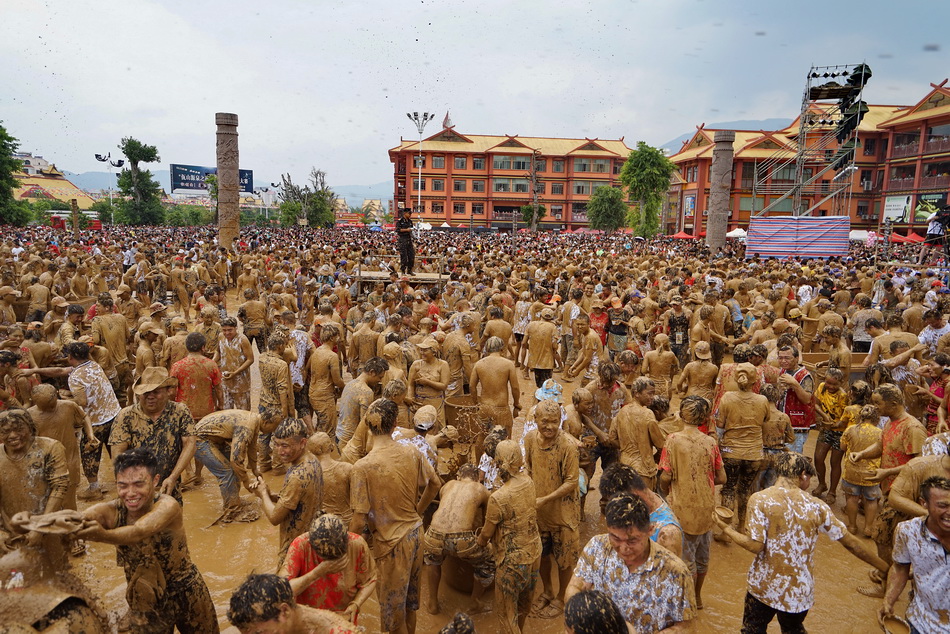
[2,0,947,186]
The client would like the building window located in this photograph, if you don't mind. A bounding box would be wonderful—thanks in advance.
[535,182,545,194]
[493,155,512,170]
[551,183,564,195]
[573,181,591,195]
[453,180,466,192]
[432,202,443,214]
[493,178,530,193]
[857,200,870,218]
[432,155,445,169]
[454,202,465,214]
[551,204,563,219]
[454,156,467,169]
[413,178,425,191]
[863,138,876,156]
[574,158,610,173]
[472,203,484,215]
[534,159,546,172]
[553,160,565,173]
[472,180,485,192]
[493,179,509,193]
[473,156,485,170]
[413,156,426,168]
[432,179,445,191]
[771,166,795,184]
[614,161,623,175]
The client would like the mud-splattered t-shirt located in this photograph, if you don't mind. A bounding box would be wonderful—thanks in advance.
[68,360,121,425]
[169,355,222,421]
[523,429,579,531]
[659,430,722,536]
[575,535,696,633]
[893,516,950,634]
[0,437,69,517]
[284,532,377,611]
[745,484,846,613]
[277,452,323,566]
[485,473,541,567]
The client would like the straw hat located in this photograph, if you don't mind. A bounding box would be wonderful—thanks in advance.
[132,367,178,395]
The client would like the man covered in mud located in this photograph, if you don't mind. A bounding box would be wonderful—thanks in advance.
[308,322,345,436]
[252,417,323,570]
[566,493,696,633]
[280,512,377,621]
[470,335,520,438]
[524,397,580,619]
[308,431,353,524]
[350,397,441,634]
[227,573,361,633]
[424,463,494,616]
[475,439,542,634]
[194,409,266,514]
[76,448,219,633]
[108,366,196,505]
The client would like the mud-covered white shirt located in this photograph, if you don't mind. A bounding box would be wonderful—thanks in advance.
[745,483,846,612]
[893,516,950,634]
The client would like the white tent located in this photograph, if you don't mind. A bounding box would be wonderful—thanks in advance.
[726,227,747,238]
[417,222,432,231]
[849,229,869,241]
[440,222,452,227]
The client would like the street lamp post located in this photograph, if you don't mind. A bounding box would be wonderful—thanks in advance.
[254,187,270,220]
[406,112,435,228]
[94,152,124,224]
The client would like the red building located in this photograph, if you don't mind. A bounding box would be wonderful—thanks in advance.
[388,128,632,230]
[667,80,950,236]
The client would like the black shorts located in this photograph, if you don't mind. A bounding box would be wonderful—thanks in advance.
[534,368,552,388]
[925,233,945,245]
[514,333,525,342]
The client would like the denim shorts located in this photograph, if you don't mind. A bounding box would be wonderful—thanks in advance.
[841,480,882,501]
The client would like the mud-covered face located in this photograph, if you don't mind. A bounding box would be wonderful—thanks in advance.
[6,331,23,347]
[607,524,651,567]
[140,386,171,416]
[0,422,33,454]
[634,384,655,406]
[536,408,560,440]
[116,466,159,513]
[273,436,307,464]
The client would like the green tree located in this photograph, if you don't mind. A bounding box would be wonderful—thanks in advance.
[586,186,629,233]
[116,137,164,225]
[619,141,675,237]
[278,168,335,227]
[519,203,546,228]
[205,174,218,223]
[279,201,302,227]
[89,199,118,224]
[0,122,26,225]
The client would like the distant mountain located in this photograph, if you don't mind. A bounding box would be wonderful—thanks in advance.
[661,118,793,154]
[63,170,393,203]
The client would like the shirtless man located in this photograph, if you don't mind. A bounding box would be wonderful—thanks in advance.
[307,431,352,524]
[480,306,514,357]
[349,313,381,376]
[609,377,666,490]
[308,322,345,436]
[423,463,494,615]
[470,336,521,438]
[28,384,95,513]
[566,314,603,382]
[442,314,476,398]
[76,448,219,633]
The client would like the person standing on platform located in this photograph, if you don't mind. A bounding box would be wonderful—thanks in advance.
[396,208,415,275]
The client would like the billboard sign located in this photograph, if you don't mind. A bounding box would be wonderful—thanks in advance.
[916,192,948,222]
[684,195,695,218]
[882,194,912,223]
[170,164,253,194]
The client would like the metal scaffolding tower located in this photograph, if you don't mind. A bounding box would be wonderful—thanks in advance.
[753,62,871,217]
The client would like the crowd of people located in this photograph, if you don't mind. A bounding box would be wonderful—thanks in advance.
[0,222,948,634]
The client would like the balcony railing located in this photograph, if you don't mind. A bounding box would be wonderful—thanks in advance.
[920,175,950,189]
[493,211,516,221]
[572,213,588,222]
[924,136,950,155]
[888,177,916,190]
[892,143,920,158]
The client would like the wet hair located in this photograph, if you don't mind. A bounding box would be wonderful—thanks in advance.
[648,395,670,419]
[777,344,800,358]
[66,304,85,316]
[113,447,159,477]
[822,325,842,339]
[874,382,904,406]
[679,395,711,425]
[859,403,880,422]
[227,573,293,628]
[699,305,714,320]
[617,350,640,366]
[849,380,872,406]
[604,492,651,531]
[382,378,407,399]
[439,612,476,634]
[0,408,36,435]
[774,451,817,479]
[886,314,904,328]
[535,398,561,421]
[30,383,57,401]
[363,356,388,377]
[733,344,752,363]
[308,513,348,560]
[484,336,505,354]
[564,590,629,634]
[597,362,621,386]
[630,376,655,395]
[307,432,336,456]
[221,316,238,328]
[367,398,398,435]
[320,323,341,341]
[760,383,780,404]
[0,350,20,366]
[98,294,114,308]
[265,333,285,352]
[482,426,507,458]
[572,386,593,406]
[185,332,206,352]
[735,362,757,390]
[824,367,844,382]
[457,463,479,480]
[599,463,646,501]
[494,440,523,479]
[273,417,309,440]
[64,342,90,361]
[920,475,950,504]
[864,363,894,388]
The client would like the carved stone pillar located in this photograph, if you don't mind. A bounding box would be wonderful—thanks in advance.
[216,113,239,249]
[706,130,735,254]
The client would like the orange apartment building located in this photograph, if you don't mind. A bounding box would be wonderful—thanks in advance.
[667,80,950,236]
[388,128,631,230]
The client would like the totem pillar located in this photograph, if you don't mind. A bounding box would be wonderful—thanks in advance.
[706,130,735,254]
[216,113,239,249]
